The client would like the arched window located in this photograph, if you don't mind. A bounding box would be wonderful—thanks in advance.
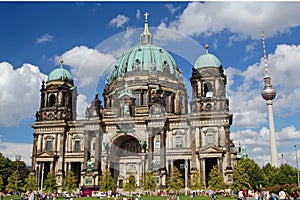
[49,94,56,107]
[204,82,213,97]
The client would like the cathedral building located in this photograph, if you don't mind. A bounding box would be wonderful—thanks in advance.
[31,14,236,192]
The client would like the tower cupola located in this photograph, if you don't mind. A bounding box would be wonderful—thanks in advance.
[194,45,222,69]
[48,59,73,84]
[36,59,77,121]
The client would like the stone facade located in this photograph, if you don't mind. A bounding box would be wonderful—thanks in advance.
[31,16,236,192]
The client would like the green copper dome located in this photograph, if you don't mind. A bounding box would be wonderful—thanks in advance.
[48,60,73,83]
[107,13,183,84]
[194,45,222,69]
[109,43,181,82]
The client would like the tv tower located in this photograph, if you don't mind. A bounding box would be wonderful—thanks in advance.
[261,31,279,167]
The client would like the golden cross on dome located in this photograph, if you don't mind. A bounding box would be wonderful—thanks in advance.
[144,12,149,21]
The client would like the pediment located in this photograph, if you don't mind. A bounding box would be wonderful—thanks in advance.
[118,93,134,100]
[200,146,222,153]
[36,151,55,158]
[118,88,134,99]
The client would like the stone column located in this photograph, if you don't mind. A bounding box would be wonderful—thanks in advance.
[160,127,167,190]
[57,132,64,174]
[94,128,103,175]
[83,131,91,171]
[225,126,232,170]
[190,128,196,169]
[148,132,153,169]
[37,134,42,153]
[160,129,166,171]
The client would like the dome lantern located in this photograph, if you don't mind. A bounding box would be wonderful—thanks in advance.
[140,12,151,44]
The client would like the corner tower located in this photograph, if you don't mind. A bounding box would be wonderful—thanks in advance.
[31,59,78,190]
[37,59,77,121]
[189,45,234,187]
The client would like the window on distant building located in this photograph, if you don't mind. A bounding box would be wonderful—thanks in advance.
[142,91,147,105]
[134,91,141,106]
[49,93,56,107]
[175,136,183,148]
[207,133,214,146]
[46,140,52,152]
[204,82,213,97]
[74,140,81,151]
[155,139,160,149]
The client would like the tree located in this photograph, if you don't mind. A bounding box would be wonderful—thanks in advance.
[239,158,266,189]
[6,171,23,193]
[208,165,225,191]
[0,153,14,187]
[188,168,205,191]
[23,173,38,192]
[99,168,116,193]
[0,175,3,191]
[43,171,57,193]
[122,173,137,195]
[142,171,156,192]
[262,163,279,186]
[13,159,30,186]
[62,171,77,194]
[167,167,184,193]
[231,162,251,191]
[276,164,297,185]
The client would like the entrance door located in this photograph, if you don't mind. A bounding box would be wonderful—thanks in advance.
[205,158,217,186]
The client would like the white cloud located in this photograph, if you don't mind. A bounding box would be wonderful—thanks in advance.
[136,9,140,20]
[0,62,47,127]
[54,45,115,88]
[35,33,53,44]
[109,14,129,28]
[169,2,300,39]
[232,125,300,166]
[165,4,181,15]
[0,142,33,166]
[226,44,300,128]
[245,42,257,53]
[76,94,90,119]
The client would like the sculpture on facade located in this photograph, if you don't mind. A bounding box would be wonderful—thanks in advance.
[86,160,94,172]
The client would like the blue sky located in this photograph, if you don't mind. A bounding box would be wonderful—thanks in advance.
[1,1,300,167]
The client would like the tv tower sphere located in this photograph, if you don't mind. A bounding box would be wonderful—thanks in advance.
[261,76,276,101]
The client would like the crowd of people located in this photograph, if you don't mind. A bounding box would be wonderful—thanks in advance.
[238,188,300,200]
[0,189,35,200]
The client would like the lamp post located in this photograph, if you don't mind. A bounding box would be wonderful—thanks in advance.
[184,159,188,196]
[40,163,44,193]
[15,154,21,195]
[295,145,300,188]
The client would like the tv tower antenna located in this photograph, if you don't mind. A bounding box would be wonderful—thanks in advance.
[261,31,279,167]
